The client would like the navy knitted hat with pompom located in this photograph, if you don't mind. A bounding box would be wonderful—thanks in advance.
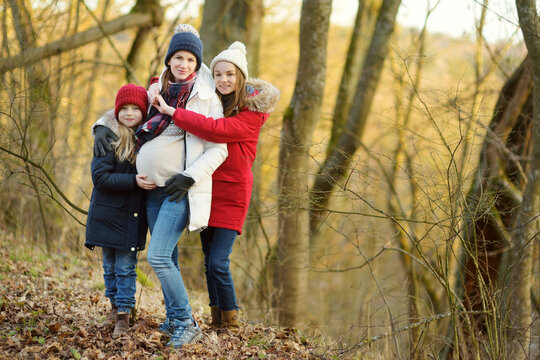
[164,24,203,70]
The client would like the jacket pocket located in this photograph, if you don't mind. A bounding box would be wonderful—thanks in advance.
[94,193,124,208]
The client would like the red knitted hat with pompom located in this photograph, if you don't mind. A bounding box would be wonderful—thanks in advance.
[114,84,148,120]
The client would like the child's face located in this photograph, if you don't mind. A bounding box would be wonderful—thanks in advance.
[213,61,237,95]
[118,104,143,129]
[168,50,197,81]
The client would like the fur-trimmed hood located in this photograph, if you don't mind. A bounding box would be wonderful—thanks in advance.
[93,109,119,136]
[246,79,280,114]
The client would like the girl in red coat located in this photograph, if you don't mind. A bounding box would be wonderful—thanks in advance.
[153,41,280,332]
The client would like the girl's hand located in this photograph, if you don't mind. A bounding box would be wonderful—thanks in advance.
[136,174,157,190]
[153,95,176,116]
[148,82,160,100]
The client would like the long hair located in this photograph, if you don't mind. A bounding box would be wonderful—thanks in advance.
[112,122,137,164]
[219,65,247,117]
[161,67,175,94]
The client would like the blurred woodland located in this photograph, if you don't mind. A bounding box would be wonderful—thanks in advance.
[1,0,539,359]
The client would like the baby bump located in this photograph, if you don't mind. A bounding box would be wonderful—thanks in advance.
[136,135,185,187]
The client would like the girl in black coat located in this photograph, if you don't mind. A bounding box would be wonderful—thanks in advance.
[85,84,156,337]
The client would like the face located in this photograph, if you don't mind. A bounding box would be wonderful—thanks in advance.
[168,50,197,81]
[213,61,237,95]
[118,104,143,129]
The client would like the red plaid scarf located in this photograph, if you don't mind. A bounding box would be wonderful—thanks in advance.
[135,72,197,151]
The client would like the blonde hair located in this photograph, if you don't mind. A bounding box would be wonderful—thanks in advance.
[112,121,137,164]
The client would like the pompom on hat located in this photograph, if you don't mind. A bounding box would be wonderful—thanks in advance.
[114,84,149,120]
[164,24,203,70]
[210,41,249,79]
[174,24,200,37]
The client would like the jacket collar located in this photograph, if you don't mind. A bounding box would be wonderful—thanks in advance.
[189,64,215,101]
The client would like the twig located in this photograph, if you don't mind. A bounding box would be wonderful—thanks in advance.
[0,145,87,215]
[341,310,489,355]
[78,0,141,85]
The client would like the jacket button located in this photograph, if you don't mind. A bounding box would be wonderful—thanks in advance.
[134,213,138,217]
[131,247,135,251]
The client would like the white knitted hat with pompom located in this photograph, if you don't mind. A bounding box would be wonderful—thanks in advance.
[210,41,248,79]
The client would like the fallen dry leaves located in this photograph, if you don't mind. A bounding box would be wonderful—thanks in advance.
[0,241,349,359]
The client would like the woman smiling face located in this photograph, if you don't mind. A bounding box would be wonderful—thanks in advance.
[213,61,237,95]
[168,50,197,81]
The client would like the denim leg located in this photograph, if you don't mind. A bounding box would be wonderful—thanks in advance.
[146,188,182,320]
[146,189,161,234]
[147,193,192,322]
[171,245,179,270]
[102,247,117,305]
[113,250,138,313]
[147,189,180,271]
[205,227,239,311]
[200,228,218,307]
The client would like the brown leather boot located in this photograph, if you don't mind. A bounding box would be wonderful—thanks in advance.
[113,312,130,337]
[221,309,240,333]
[103,304,117,328]
[210,306,222,328]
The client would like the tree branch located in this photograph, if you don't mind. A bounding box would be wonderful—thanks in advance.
[0,12,155,74]
[0,145,87,215]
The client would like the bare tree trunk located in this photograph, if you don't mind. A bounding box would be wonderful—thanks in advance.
[506,1,540,357]
[309,0,402,238]
[438,56,533,360]
[8,0,54,249]
[326,0,378,158]
[200,0,263,76]
[65,0,111,213]
[309,0,380,255]
[76,0,111,144]
[125,0,165,83]
[272,0,332,327]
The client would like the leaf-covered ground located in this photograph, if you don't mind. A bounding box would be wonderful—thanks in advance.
[0,239,355,359]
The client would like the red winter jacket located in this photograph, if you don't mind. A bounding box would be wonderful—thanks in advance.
[171,79,280,233]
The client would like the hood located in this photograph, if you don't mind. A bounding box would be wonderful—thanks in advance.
[93,109,119,136]
[245,79,280,113]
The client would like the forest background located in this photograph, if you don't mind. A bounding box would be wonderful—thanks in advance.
[1,0,539,359]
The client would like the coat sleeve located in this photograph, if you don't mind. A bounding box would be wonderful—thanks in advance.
[181,95,228,183]
[172,107,265,143]
[91,150,136,192]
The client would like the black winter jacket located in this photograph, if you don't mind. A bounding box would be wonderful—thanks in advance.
[85,148,147,252]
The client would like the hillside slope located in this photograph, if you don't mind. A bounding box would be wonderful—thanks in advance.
[0,236,366,359]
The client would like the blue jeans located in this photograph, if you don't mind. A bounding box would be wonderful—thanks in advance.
[146,187,192,323]
[200,227,238,311]
[102,247,138,313]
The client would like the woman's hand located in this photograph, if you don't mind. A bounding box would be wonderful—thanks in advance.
[136,174,157,190]
[148,82,160,101]
[164,173,195,203]
[153,95,176,116]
